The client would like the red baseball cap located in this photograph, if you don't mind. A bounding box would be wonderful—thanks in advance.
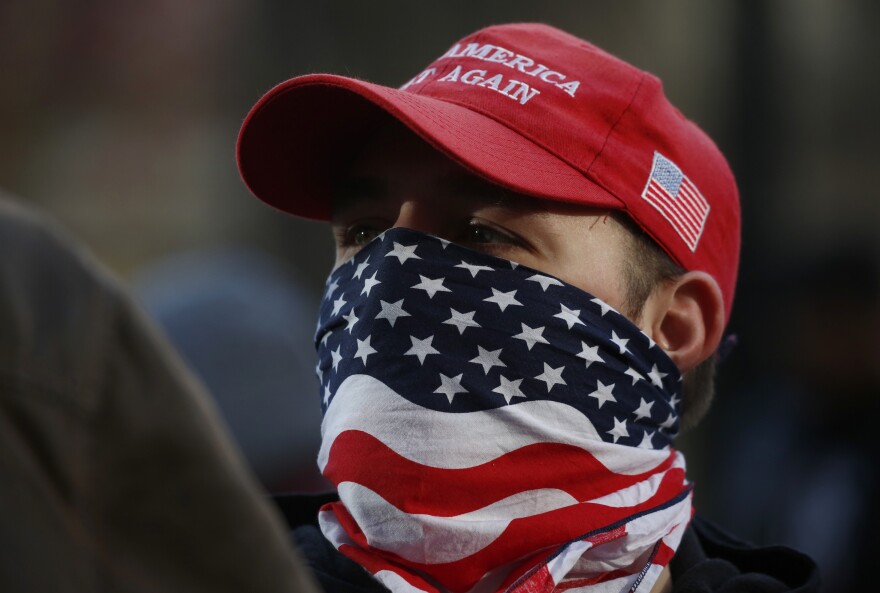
[237,22,740,321]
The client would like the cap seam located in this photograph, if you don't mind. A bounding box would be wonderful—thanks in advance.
[584,71,648,177]
[414,93,626,203]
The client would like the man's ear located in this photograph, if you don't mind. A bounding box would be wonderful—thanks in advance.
[639,271,725,373]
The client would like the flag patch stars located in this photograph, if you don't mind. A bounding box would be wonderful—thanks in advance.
[315,227,683,449]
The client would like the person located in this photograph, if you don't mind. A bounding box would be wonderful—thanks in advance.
[0,193,321,593]
[236,23,820,592]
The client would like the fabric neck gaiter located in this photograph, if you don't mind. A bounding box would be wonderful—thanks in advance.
[314,228,692,593]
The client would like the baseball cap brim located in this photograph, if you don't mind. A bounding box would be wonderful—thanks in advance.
[236,74,624,221]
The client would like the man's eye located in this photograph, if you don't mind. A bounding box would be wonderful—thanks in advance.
[346,225,381,246]
[462,222,514,245]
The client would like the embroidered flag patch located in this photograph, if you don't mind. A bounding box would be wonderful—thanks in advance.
[641,152,710,252]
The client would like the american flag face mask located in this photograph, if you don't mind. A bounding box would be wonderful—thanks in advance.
[314,228,693,593]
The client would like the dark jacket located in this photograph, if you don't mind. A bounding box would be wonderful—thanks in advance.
[0,196,320,593]
[275,493,821,592]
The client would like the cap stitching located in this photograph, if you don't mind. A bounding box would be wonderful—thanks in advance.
[584,71,648,175]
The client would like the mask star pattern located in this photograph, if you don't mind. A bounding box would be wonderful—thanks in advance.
[315,228,683,449]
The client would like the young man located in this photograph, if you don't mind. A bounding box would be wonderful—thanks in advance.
[237,23,818,593]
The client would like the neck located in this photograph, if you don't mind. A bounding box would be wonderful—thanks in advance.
[650,566,672,593]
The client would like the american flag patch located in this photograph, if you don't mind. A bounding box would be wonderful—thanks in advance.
[641,152,710,252]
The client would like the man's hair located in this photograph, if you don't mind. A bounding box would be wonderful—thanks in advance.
[614,214,716,431]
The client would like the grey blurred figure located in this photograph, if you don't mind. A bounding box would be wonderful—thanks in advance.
[0,194,321,592]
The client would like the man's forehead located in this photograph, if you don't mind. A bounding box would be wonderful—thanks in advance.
[331,149,538,217]
[329,122,619,223]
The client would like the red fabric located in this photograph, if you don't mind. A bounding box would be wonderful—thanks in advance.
[237,23,740,319]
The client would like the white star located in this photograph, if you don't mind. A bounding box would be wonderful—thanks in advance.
[660,412,677,430]
[624,367,644,385]
[510,261,519,269]
[434,373,467,404]
[456,261,494,277]
[469,346,505,374]
[535,363,566,392]
[325,278,339,299]
[331,296,347,317]
[404,335,439,365]
[633,398,654,420]
[493,375,526,404]
[342,309,359,333]
[412,275,451,299]
[513,323,549,350]
[638,430,655,449]
[647,364,668,388]
[554,304,585,330]
[588,380,617,408]
[320,331,332,346]
[607,417,630,443]
[610,331,630,355]
[376,299,411,327]
[444,308,481,334]
[354,337,377,365]
[526,274,563,291]
[361,272,381,296]
[576,342,604,368]
[331,346,342,371]
[322,386,331,405]
[483,288,522,312]
[670,393,681,409]
[385,242,420,264]
[591,297,615,316]
[353,258,370,279]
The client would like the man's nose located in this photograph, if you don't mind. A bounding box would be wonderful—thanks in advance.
[390,199,446,236]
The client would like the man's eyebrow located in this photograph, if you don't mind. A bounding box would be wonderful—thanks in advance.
[436,175,533,210]
[329,172,536,218]
[331,177,387,217]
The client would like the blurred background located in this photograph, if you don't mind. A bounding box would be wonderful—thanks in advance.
[1,1,878,589]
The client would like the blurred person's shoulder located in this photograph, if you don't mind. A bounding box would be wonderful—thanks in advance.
[0,192,118,291]
[0,192,127,406]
